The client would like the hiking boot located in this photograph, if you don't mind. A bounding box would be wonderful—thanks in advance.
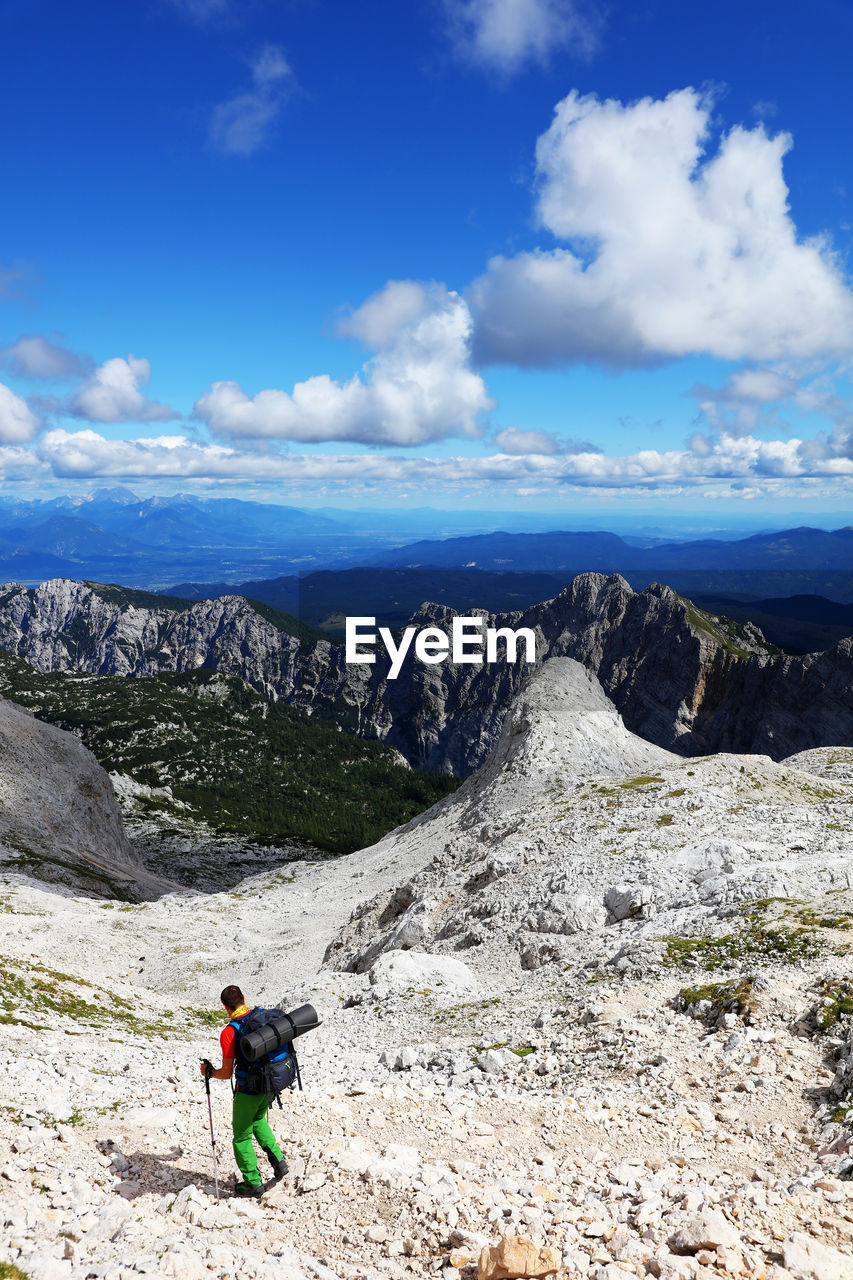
[266,1151,288,1181]
[233,1180,263,1199]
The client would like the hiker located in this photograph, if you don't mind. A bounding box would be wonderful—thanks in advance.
[200,983,288,1198]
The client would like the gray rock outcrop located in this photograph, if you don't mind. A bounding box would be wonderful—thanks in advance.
[0,696,174,900]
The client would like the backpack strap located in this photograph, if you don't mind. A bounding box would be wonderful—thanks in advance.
[228,1015,253,1091]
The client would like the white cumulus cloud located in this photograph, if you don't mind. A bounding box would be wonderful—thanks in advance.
[194,281,493,446]
[338,280,432,347]
[724,369,798,404]
[690,364,853,441]
[39,430,242,479]
[492,425,602,454]
[493,426,562,454]
[471,88,853,368]
[444,0,598,72]
[69,356,176,424]
[35,426,853,492]
[0,382,42,443]
[210,46,293,157]
[1,334,88,379]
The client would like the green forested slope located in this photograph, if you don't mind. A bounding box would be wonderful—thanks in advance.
[0,655,458,853]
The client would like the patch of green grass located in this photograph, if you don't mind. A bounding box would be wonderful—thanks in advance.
[0,1263,32,1279]
[678,597,780,658]
[470,1039,537,1060]
[439,997,501,1025]
[742,897,853,932]
[656,813,674,827]
[469,1039,504,1062]
[743,896,803,914]
[0,954,228,1039]
[678,977,756,1025]
[190,1008,226,1027]
[815,980,853,1032]
[795,779,845,802]
[795,908,853,930]
[620,775,665,790]
[662,925,825,971]
[0,957,160,1034]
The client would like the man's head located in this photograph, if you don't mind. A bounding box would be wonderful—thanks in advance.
[220,984,245,1013]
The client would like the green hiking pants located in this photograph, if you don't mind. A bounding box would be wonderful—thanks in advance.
[231,1089,283,1186]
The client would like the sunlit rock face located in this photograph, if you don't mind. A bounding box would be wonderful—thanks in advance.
[324,657,853,981]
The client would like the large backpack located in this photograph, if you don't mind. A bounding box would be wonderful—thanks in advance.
[230,1008,301,1106]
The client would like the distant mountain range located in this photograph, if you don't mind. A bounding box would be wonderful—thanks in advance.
[0,488,369,585]
[368,525,853,571]
[0,488,849,605]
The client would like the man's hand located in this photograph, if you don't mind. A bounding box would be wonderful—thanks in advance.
[199,1057,234,1081]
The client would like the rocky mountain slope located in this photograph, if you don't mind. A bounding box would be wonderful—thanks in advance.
[3,658,853,1279]
[0,695,173,900]
[0,575,852,779]
[326,657,853,977]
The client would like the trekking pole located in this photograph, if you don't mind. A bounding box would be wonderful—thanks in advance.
[201,1060,220,1202]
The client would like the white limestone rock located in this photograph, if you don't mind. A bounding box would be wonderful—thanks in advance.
[605,884,658,922]
[781,1232,853,1280]
[368,950,478,995]
[668,1209,742,1253]
[477,1048,523,1075]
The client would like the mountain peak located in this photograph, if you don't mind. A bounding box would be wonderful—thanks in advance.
[88,485,140,505]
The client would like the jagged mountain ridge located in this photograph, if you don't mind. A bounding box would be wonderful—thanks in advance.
[0,573,851,774]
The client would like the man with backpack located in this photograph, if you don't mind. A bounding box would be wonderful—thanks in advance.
[200,984,289,1198]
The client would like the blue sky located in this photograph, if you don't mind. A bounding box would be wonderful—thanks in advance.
[1,0,852,527]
